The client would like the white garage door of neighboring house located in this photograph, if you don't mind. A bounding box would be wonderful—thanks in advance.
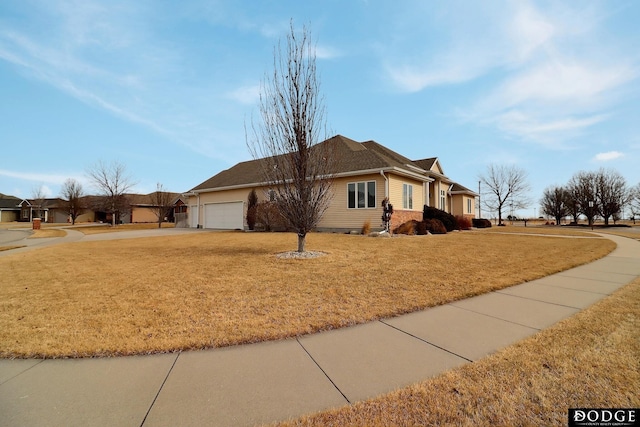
[204,202,244,229]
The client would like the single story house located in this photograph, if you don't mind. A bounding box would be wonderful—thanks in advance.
[18,198,68,223]
[187,135,477,232]
[0,194,21,222]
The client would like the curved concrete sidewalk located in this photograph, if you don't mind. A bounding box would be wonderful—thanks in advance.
[1,233,639,427]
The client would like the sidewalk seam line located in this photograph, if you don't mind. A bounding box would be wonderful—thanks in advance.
[296,338,351,405]
[0,359,45,386]
[447,303,544,331]
[378,320,473,363]
[493,290,595,309]
[139,352,181,427]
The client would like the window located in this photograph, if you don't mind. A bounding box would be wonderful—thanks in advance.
[403,184,413,209]
[348,181,376,209]
[268,190,276,202]
[440,190,446,210]
[467,198,472,214]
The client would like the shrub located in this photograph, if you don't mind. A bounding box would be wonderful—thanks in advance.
[455,215,472,230]
[423,206,457,232]
[393,220,419,235]
[472,218,492,228]
[423,218,447,234]
[361,220,371,235]
[246,189,258,230]
[255,201,289,232]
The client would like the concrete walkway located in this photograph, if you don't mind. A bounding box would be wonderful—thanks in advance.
[0,232,639,427]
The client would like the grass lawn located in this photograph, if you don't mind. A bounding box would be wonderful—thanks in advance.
[275,277,640,427]
[0,231,614,358]
[69,222,176,235]
[28,229,67,238]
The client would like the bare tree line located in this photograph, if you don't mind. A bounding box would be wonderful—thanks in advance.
[541,168,636,225]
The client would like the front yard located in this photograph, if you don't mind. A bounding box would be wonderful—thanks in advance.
[0,231,614,358]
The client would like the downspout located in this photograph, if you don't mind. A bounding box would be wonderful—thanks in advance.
[380,170,388,199]
[197,193,201,228]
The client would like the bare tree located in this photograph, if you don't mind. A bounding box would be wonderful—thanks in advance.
[247,22,334,252]
[31,185,47,220]
[479,164,530,226]
[567,171,598,226]
[630,182,640,224]
[87,160,136,226]
[60,178,84,225]
[595,168,629,225]
[540,186,568,225]
[148,183,175,228]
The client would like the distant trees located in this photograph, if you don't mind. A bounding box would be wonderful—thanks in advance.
[543,168,631,226]
[479,164,530,226]
[567,171,598,226]
[246,22,334,252]
[148,183,175,228]
[630,183,640,223]
[60,178,84,225]
[87,160,136,226]
[595,169,629,225]
[540,186,568,225]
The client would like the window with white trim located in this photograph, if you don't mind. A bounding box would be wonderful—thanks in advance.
[467,198,472,214]
[440,190,446,210]
[348,181,376,209]
[402,184,413,209]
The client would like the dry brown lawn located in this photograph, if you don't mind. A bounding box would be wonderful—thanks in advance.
[28,229,67,238]
[479,225,593,236]
[0,232,614,358]
[69,222,175,235]
[277,278,640,427]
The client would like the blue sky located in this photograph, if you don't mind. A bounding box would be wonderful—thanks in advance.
[1,0,639,217]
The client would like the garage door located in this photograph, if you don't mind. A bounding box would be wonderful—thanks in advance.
[204,202,244,229]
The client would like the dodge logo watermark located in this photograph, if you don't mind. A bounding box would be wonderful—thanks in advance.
[569,408,639,427]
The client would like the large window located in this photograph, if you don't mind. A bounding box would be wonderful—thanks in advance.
[348,181,376,209]
[403,184,413,209]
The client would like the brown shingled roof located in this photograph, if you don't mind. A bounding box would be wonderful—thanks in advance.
[190,135,447,192]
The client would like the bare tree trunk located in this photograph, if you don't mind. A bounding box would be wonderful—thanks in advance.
[297,234,305,252]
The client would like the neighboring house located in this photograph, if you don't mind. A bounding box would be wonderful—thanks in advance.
[128,192,182,224]
[187,135,477,232]
[0,194,21,222]
[18,198,68,223]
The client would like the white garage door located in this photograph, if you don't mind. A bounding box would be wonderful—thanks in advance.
[204,202,244,229]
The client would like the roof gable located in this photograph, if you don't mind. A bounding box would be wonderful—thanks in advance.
[413,157,445,175]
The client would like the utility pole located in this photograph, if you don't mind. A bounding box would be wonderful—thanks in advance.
[478,180,481,219]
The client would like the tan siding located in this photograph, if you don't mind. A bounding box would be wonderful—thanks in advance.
[451,194,476,218]
[320,174,384,230]
[131,207,159,223]
[388,175,424,211]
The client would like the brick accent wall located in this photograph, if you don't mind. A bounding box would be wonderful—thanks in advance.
[391,209,422,232]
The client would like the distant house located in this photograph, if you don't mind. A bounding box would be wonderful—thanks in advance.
[0,194,21,222]
[17,198,68,223]
[187,135,478,231]
[128,192,182,224]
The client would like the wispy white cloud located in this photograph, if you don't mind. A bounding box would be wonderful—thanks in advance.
[226,84,261,105]
[593,151,624,161]
[0,169,82,185]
